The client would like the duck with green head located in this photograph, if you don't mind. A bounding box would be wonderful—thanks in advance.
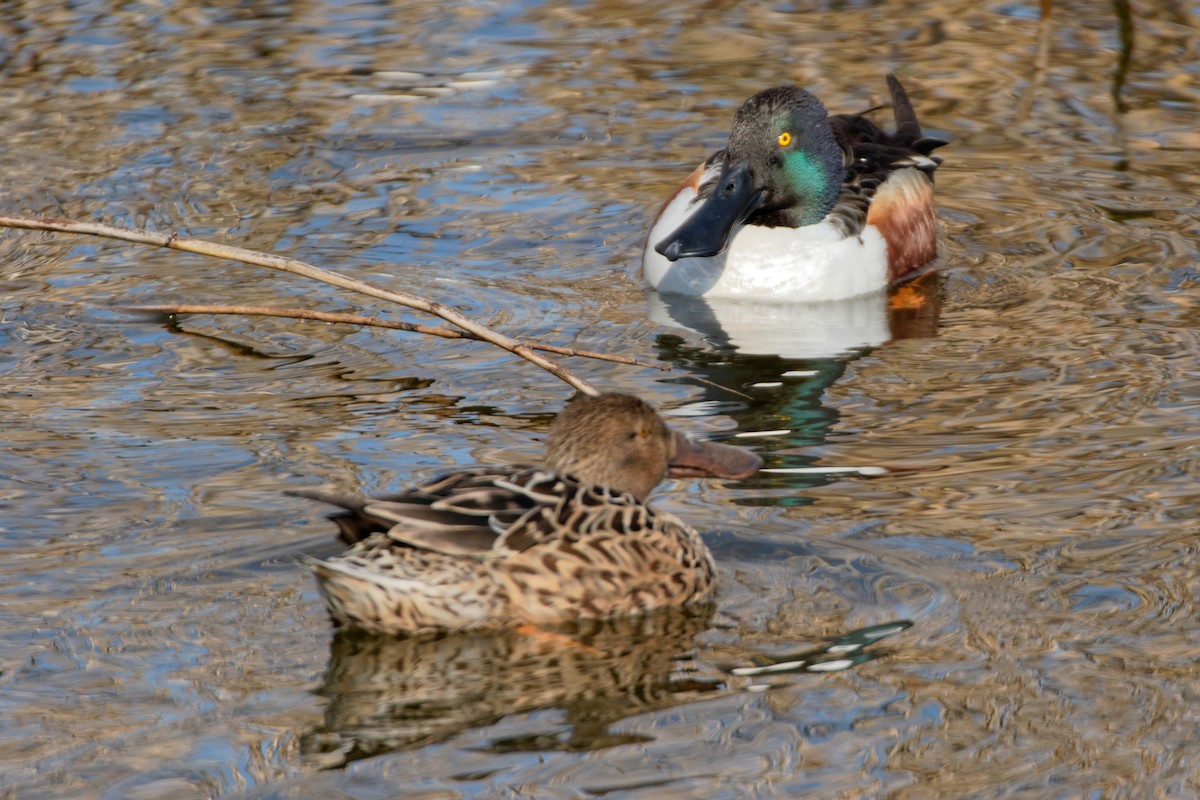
[644,74,947,302]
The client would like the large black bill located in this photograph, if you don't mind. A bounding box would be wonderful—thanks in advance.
[654,159,764,262]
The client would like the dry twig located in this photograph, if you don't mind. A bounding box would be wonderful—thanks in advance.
[125,303,668,369]
[0,214,600,394]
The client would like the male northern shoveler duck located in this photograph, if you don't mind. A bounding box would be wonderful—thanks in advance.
[293,393,762,635]
[643,74,947,302]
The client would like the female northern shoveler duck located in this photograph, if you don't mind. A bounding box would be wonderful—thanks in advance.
[643,74,947,302]
[293,393,762,635]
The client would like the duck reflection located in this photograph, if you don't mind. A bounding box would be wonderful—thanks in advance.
[301,605,720,766]
[648,271,941,361]
[300,610,914,768]
[650,273,943,495]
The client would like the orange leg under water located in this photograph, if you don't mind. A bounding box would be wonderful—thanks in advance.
[513,624,605,655]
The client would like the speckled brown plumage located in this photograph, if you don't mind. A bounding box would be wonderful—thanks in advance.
[293,393,762,635]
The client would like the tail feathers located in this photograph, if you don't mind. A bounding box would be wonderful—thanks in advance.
[297,552,334,580]
[301,553,498,633]
[288,488,389,545]
[885,73,948,161]
[297,552,334,570]
[286,488,368,511]
[299,553,402,630]
[300,553,426,597]
[886,73,923,141]
[300,552,389,584]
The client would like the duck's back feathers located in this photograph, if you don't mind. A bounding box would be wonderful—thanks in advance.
[297,466,718,633]
[827,74,946,280]
[290,467,570,555]
[290,474,510,551]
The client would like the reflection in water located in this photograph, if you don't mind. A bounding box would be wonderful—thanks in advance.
[729,619,913,680]
[654,331,846,470]
[651,273,942,500]
[3,0,1200,797]
[648,288,893,361]
[303,607,720,766]
[647,270,943,360]
[303,610,914,769]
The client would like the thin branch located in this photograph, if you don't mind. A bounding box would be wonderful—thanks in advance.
[125,303,670,370]
[0,214,598,395]
[1015,0,1054,125]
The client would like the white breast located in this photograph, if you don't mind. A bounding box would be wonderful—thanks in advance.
[642,188,889,303]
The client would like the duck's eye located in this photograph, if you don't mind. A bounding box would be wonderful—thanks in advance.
[777,131,792,147]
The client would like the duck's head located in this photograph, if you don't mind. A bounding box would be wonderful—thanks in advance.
[655,86,844,262]
[544,393,762,501]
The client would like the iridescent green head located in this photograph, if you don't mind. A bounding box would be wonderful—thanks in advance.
[654,85,844,262]
[727,86,843,227]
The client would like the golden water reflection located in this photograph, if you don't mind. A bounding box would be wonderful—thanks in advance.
[1,0,1198,797]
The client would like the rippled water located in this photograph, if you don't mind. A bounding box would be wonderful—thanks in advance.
[2,1,1198,797]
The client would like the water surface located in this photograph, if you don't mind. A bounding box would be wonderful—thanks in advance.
[2,0,1198,797]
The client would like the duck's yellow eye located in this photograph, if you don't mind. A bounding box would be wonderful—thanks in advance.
[777,131,792,147]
